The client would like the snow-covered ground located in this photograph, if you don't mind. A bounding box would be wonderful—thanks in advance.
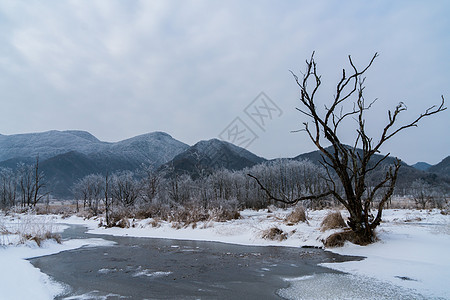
[1,208,449,299]
[0,213,115,300]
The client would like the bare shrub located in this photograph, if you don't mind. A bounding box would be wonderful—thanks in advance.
[261,227,287,241]
[171,222,183,229]
[320,211,347,232]
[208,207,241,222]
[108,206,130,227]
[76,210,93,220]
[0,219,9,235]
[285,206,307,225]
[137,202,172,221]
[24,232,62,247]
[12,214,62,247]
[35,203,77,216]
[207,198,241,222]
[168,202,209,227]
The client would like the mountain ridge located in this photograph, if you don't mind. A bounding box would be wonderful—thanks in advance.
[0,130,448,198]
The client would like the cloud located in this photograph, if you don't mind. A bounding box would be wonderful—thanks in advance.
[0,0,448,164]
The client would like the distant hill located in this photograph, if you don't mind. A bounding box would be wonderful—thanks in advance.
[0,130,188,167]
[159,139,266,178]
[428,156,450,177]
[0,130,106,161]
[0,130,189,198]
[412,162,432,171]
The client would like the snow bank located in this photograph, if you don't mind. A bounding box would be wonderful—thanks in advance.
[64,209,332,248]
[321,209,450,299]
[0,213,115,300]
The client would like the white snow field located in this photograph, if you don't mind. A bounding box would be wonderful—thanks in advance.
[0,213,115,300]
[1,208,449,299]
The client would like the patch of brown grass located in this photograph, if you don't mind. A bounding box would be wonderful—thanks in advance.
[23,232,62,247]
[261,227,287,241]
[116,218,130,228]
[323,230,356,248]
[323,229,376,247]
[285,206,307,225]
[150,218,161,228]
[320,211,347,232]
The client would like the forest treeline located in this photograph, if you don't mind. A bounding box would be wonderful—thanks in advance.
[1,158,448,226]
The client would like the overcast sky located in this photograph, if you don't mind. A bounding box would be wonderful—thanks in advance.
[0,0,448,165]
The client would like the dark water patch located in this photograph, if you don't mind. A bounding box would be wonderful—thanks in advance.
[29,225,363,299]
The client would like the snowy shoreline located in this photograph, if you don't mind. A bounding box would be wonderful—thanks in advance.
[1,208,449,299]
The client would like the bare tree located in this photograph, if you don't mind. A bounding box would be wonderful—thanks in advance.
[104,172,110,226]
[0,168,17,209]
[111,171,140,208]
[18,163,33,207]
[32,156,47,207]
[250,52,446,244]
[411,179,436,209]
[72,174,104,215]
[139,166,161,203]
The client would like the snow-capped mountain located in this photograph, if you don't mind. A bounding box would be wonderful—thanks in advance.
[0,130,189,197]
[0,130,188,167]
[159,138,266,178]
[0,130,108,162]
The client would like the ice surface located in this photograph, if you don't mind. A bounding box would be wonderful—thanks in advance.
[277,273,427,300]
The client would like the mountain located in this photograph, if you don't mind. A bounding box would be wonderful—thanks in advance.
[159,139,266,178]
[0,130,107,162]
[412,162,432,171]
[0,130,189,198]
[1,130,448,198]
[0,130,188,167]
[292,146,449,190]
[428,156,450,177]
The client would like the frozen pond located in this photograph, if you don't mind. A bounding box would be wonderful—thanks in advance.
[29,225,430,299]
[29,225,359,299]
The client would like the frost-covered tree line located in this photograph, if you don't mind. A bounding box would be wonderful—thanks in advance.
[0,157,47,209]
[69,159,331,225]
[1,157,447,218]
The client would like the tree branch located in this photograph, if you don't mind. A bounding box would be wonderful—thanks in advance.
[247,173,333,205]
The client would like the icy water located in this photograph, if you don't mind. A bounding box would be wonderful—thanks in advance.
[29,225,359,299]
[29,225,429,299]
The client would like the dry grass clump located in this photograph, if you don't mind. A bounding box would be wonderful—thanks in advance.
[208,207,241,222]
[22,232,62,247]
[323,229,376,247]
[35,203,77,217]
[166,200,241,228]
[7,213,63,247]
[320,211,347,232]
[323,229,356,247]
[261,227,287,241]
[0,219,9,235]
[169,204,209,227]
[285,206,307,225]
[149,217,161,228]
[133,202,172,220]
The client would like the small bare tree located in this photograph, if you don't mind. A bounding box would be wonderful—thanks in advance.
[250,52,446,244]
[411,179,436,209]
[32,156,47,207]
[0,168,17,209]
